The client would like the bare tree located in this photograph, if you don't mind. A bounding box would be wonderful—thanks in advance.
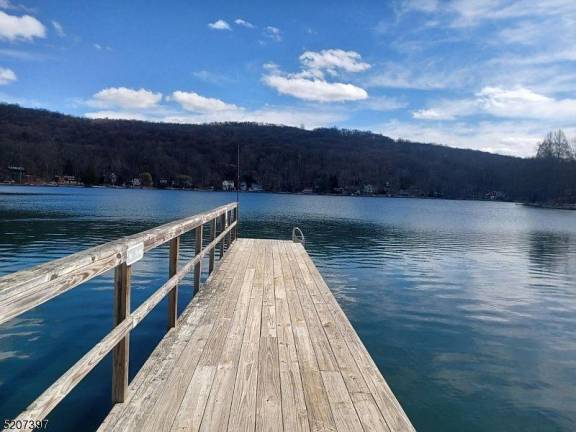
[536,129,574,160]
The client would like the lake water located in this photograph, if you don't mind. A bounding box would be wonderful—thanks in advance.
[1,186,576,431]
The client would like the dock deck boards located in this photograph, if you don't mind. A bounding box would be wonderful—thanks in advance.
[99,239,414,432]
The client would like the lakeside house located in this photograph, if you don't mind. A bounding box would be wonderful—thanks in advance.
[7,166,25,183]
[54,175,79,185]
[363,184,376,194]
[222,180,235,191]
[249,183,264,192]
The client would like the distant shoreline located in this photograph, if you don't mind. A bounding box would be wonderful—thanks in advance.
[0,182,517,203]
[521,202,576,211]
[5,183,576,209]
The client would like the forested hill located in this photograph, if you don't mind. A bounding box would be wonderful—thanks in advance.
[1,103,575,203]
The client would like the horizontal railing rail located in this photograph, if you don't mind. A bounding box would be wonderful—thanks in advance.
[0,202,239,428]
[0,202,237,325]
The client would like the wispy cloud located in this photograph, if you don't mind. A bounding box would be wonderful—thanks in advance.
[93,43,112,51]
[234,18,254,29]
[359,96,407,111]
[192,70,235,85]
[264,26,282,41]
[413,86,576,121]
[300,49,370,76]
[375,118,563,157]
[0,48,47,60]
[402,0,576,27]
[51,20,65,37]
[366,62,471,90]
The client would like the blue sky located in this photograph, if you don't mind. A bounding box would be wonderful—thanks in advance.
[1,0,575,157]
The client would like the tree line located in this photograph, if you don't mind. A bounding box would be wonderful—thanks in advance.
[1,103,575,204]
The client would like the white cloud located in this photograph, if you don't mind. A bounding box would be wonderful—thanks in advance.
[414,86,576,121]
[0,66,16,84]
[51,20,65,37]
[170,91,239,113]
[300,49,371,77]
[192,70,234,85]
[234,18,254,28]
[264,26,281,41]
[263,49,370,102]
[263,74,367,102]
[478,86,576,120]
[90,87,162,109]
[208,19,231,31]
[0,10,45,41]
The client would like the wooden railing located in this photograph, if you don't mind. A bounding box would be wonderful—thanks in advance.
[0,202,239,425]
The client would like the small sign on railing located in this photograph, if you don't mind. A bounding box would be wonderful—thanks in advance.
[126,242,144,266]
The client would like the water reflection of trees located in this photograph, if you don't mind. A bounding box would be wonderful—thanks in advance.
[528,232,576,276]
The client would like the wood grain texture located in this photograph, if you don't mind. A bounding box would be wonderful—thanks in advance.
[209,219,216,274]
[102,240,245,432]
[219,213,226,259]
[273,242,310,432]
[112,263,131,403]
[256,241,283,432]
[194,225,203,293]
[94,239,414,432]
[226,240,264,432]
[168,236,180,329]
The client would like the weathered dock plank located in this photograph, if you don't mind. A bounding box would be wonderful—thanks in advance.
[99,239,414,431]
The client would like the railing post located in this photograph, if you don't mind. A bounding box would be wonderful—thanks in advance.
[219,213,226,259]
[230,207,235,241]
[226,210,232,248]
[168,236,179,329]
[194,225,203,293]
[233,206,238,240]
[209,218,216,274]
[112,263,131,403]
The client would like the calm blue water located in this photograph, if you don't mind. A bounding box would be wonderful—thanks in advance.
[1,186,576,431]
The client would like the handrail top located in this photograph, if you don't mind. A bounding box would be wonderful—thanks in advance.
[0,202,237,324]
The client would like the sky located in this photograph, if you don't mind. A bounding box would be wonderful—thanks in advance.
[1,0,575,157]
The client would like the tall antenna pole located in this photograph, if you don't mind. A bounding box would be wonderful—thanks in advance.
[236,142,240,203]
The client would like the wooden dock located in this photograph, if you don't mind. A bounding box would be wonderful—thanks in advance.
[0,204,413,431]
